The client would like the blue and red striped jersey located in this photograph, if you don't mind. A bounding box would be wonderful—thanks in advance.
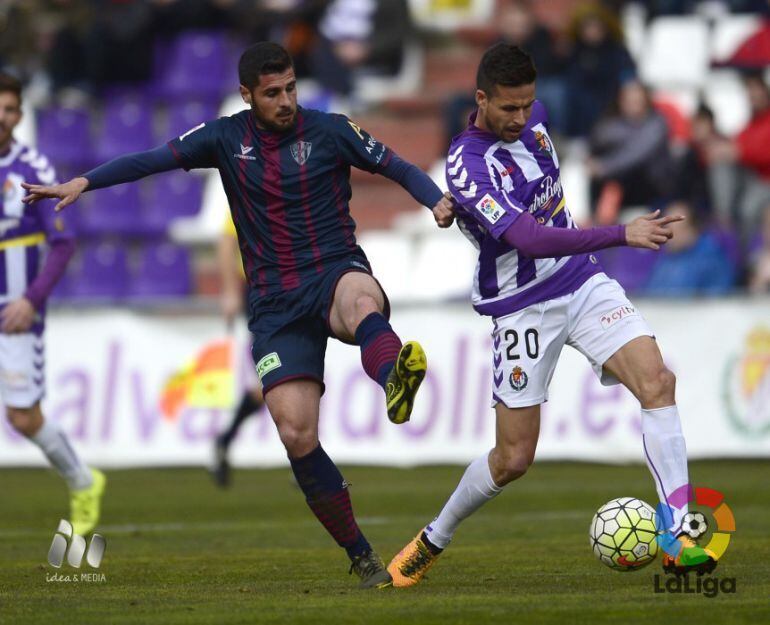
[168,107,392,296]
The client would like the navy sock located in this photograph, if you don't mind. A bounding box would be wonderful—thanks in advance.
[289,444,371,560]
[354,312,402,390]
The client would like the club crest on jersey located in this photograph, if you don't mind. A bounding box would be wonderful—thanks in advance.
[533,130,553,156]
[291,141,312,166]
[475,193,505,224]
[509,366,528,391]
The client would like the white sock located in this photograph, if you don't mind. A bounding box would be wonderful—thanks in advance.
[30,419,93,490]
[424,451,502,549]
[641,405,689,533]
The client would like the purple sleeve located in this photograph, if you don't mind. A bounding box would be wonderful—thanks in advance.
[24,238,75,309]
[502,211,626,258]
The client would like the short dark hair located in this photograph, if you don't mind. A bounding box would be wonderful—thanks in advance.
[0,72,22,105]
[238,42,293,90]
[476,43,537,95]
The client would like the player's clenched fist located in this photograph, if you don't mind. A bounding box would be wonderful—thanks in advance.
[21,176,90,212]
[624,209,684,251]
[432,191,455,228]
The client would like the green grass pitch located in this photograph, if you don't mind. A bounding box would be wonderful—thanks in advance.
[1,460,768,625]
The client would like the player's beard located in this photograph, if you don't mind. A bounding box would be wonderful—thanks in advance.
[252,105,297,134]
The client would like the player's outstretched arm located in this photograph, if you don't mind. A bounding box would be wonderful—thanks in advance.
[21,144,180,211]
[501,209,683,258]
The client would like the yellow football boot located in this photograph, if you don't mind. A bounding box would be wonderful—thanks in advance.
[387,529,441,587]
[70,469,106,536]
[385,341,427,424]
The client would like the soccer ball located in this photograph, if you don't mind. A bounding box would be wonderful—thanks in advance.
[681,511,708,539]
[589,497,659,571]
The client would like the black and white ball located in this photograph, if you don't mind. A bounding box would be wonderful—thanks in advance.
[681,511,708,539]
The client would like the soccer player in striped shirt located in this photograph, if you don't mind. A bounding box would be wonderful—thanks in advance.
[22,43,452,588]
[388,44,717,586]
[0,73,105,535]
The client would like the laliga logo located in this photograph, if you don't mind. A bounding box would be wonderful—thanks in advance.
[655,484,735,561]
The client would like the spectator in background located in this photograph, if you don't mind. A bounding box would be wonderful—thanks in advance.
[749,201,770,293]
[642,201,737,297]
[444,0,567,143]
[152,0,229,35]
[309,0,410,103]
[564,2,635,138]
[221,1,331,83]
[493,0,568,132]
[587,80,672,217]
[706,72,770,241]
[45,0,156,99]
[0,1,40,80]
[670,103,722,215]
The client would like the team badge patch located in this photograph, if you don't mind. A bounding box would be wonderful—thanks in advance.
[509,366,528,392]
[256,352,282,379]
[291,141,312,166]
[475,193,505,224]
[534,130,553,156]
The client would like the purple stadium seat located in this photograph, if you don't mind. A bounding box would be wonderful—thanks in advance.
[128,243,192,299]
[154,31,232,99]
[67,243,130,300]
[163,100,220,141]
[36,107,92,168]
[77,183,145,236]
[137,172,204,235]
[596,247,657,293]
[94,91,154,161]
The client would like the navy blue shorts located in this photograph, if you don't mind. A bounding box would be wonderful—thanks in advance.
[247,254,389,396]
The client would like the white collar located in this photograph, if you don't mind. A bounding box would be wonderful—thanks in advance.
[0,141,24,168]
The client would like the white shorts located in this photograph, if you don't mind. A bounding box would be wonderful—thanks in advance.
[491,273,653,409]
[0,332,45,408]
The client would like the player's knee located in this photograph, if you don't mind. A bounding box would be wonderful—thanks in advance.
[276,422,318,457]
[495,449,534,485]
[639,367,676,406]
[348,294,379,330]
[6,407,40,437]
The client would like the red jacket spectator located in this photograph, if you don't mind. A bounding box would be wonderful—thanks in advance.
[736,107,770,181]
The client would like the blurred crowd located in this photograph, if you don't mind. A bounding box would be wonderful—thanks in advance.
[0,0,409,102]
[2,0,770,299]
